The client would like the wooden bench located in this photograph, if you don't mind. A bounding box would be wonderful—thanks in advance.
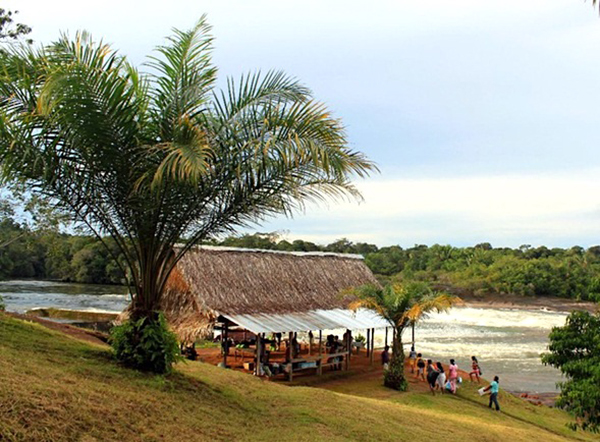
[286,351,350,381]
[319,351,349,373]
[287,356,322,381]
[233,347,255,361]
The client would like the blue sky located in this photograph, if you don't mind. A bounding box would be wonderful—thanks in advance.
[10,0,600,247]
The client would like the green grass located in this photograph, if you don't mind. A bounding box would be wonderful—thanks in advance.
[0,314,595,441]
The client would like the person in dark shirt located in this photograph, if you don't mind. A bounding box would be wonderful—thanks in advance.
[381,345,390,370]
[426,359,440,395]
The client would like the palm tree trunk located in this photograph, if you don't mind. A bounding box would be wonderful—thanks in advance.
[384,326,408,391]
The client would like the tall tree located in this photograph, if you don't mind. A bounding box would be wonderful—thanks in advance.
[0,17,375,371]
[350,282,461,390]
[0,9,31,43]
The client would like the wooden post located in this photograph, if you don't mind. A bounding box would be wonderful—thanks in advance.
[366,328,370,357]
[345,329,350,371]
[370,328,375,365]
[347,330,352,360]
[223,322,228,368]
[220,325,224,354]
[255,333,262,376]
[287,332,293,360]
[317,330,323,375]
[385,327,388,347]
[412,322,415,348]
[318,330,322,356]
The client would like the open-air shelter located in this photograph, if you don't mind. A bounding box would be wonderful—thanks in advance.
[150,245,390,379]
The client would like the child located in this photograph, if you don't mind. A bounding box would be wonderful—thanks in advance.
[409,346,417,373]
[469,356,481,384]
[484,376,501,411]
[381,345,390,370]
[415,353,426,381]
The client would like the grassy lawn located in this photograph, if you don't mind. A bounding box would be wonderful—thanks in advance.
[0,314,595,441]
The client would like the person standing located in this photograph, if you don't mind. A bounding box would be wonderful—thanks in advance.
[435,361,446,394]
[448,359,459,394]
[484,376,501,411]
[381,345,390,371]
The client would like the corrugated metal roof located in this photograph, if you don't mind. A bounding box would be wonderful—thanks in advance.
[221,308,389,334]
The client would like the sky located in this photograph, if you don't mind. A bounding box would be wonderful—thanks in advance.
[8,0,600,248]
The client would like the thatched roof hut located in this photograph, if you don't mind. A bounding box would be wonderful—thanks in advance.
[155,246,385,343]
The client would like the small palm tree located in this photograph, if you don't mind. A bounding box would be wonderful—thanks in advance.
[350,281,461,391]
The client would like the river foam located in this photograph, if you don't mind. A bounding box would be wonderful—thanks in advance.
[1,281,569,392]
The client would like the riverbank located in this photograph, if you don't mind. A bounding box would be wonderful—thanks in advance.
[1,313,594,441]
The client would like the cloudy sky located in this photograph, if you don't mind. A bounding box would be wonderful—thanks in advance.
[9,0,600,247]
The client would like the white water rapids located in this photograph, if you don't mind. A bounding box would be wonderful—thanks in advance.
[1,280,568,392]
[383,307,568,392]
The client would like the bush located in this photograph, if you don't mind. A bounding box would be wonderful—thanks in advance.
[110,313,181,374]
[384,358,408,391]
[542,311,600,433]
[0,295,5,311]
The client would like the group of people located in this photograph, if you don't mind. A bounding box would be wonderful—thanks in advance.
[381,346,501,411]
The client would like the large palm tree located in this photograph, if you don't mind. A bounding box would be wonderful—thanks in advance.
[0,17,376,371]
[350,282,461,391]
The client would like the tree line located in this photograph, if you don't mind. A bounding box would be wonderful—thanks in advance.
[3,226,600,301]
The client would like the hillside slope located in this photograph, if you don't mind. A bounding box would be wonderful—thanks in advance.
[0,315,593,441]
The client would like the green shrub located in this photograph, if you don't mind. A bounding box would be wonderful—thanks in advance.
[542,311,600,433]
[384,358,408,391]
[110,313,181,374]
[0,295,5,311]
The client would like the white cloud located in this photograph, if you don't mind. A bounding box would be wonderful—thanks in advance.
[256,169,600,247]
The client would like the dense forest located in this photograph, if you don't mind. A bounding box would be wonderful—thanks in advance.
[2,217,600,302]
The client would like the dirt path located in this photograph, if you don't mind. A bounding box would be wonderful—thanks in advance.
[5,312,109,346]
[313,360,473,393]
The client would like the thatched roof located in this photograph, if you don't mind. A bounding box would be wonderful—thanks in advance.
[158,246,379,342]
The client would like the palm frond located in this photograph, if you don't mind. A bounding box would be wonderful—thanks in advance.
[148,15,216,142]
[403,293,463,322]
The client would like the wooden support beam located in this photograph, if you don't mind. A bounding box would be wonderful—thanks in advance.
[385,327,388,347]
[370,328,375,365]
[254,333,265,376]
[366,328,370,357]
[223,322,228,368]
[412,322,415,348]
[287,331,293,362]
[318,330,323,375]
[345,329,350,371]
[347,330,351,360]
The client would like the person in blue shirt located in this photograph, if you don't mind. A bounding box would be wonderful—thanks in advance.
[484,376,501,411]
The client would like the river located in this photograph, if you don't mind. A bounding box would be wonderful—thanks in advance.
[0,280,567,393]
